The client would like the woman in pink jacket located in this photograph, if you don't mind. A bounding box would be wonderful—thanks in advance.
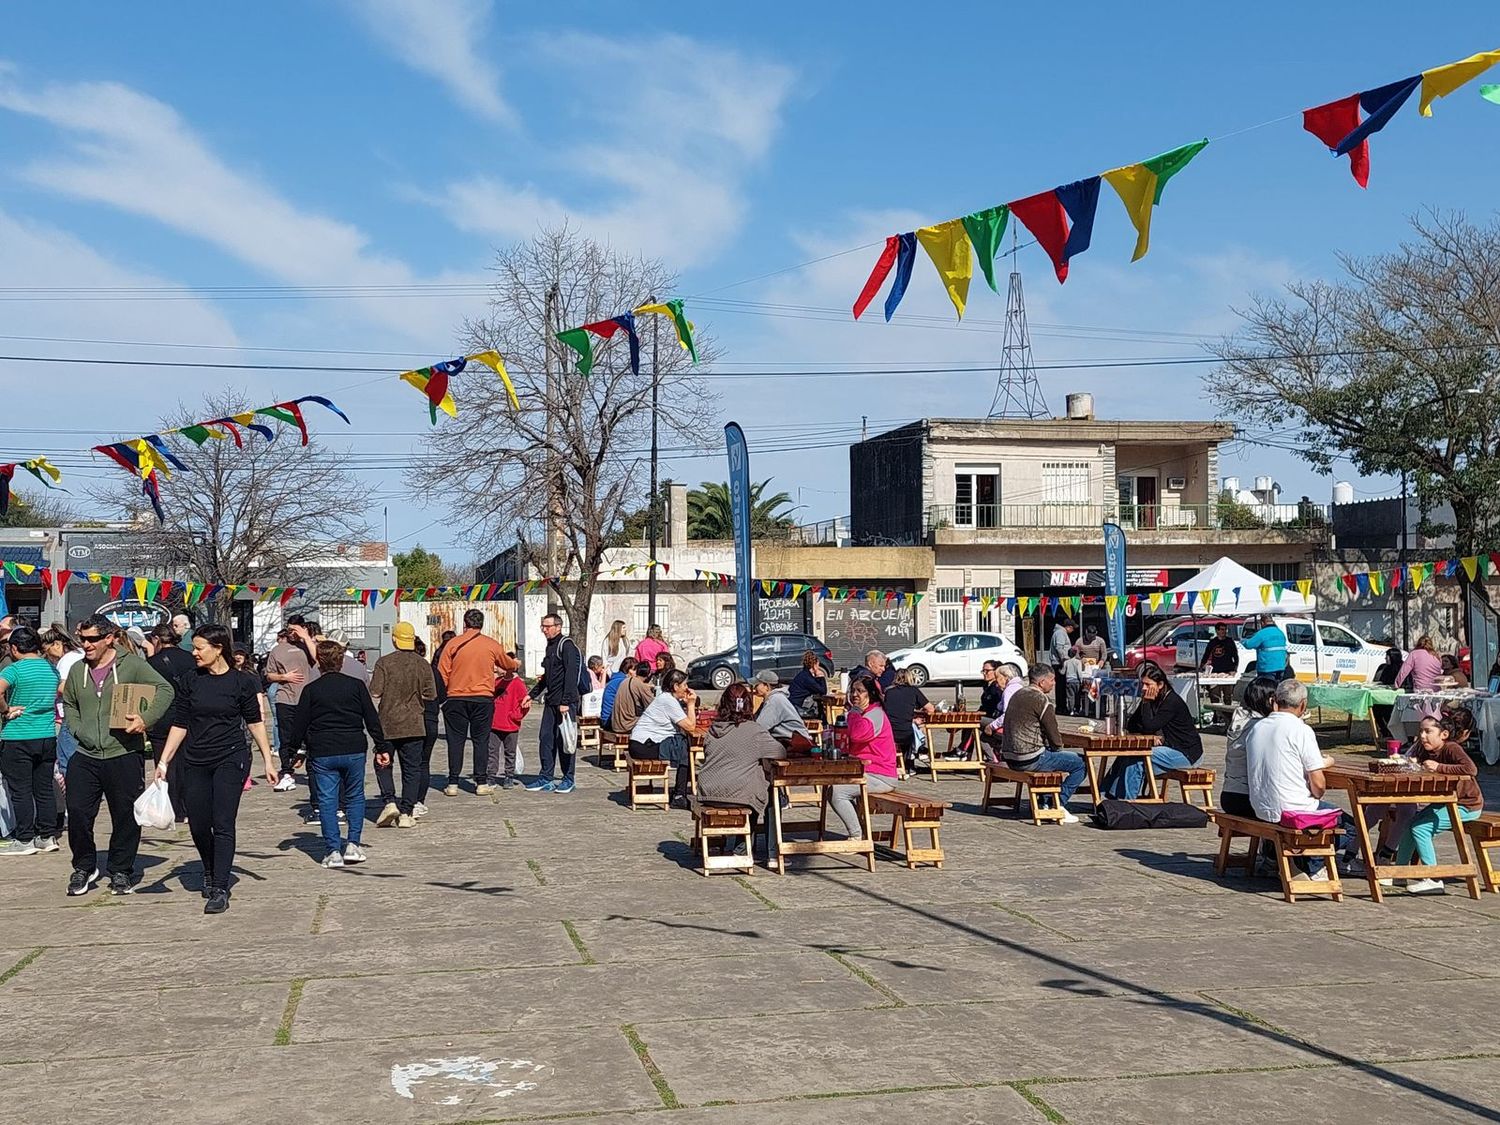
[633,625,669,671]
[1394,635,1443,693]
[830,676,899,838]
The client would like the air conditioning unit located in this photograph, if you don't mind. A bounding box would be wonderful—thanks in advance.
[1167,476,1186,490]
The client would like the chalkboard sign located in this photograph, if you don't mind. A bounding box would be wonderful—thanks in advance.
[822,597,915,670]
[754,594,808,635]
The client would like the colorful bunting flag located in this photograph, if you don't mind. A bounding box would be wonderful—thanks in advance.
[1009,190,1073,283]
[1102,140,1209,261]
[634,300,699,363]
[1419,49,1500,116]
[559,314,640,377]
[1483,85,1500,105]
[915,219,974,320]
[1055,176,1101,263]
[1303,94,1371,187]
[1334,76,1421,158]
[0,456,63,517]
[961,206,1009,294]
[884,233,918,321]
[852,236,899,320]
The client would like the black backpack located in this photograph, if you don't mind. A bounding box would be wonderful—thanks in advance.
[1091,799,1209,830]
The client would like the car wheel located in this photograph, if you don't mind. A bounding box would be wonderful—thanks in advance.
[905,664,929,687]
[710,665,736,690]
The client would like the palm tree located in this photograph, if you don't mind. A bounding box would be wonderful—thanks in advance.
[687,479,797,540]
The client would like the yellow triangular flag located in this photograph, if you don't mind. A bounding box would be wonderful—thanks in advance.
[914,219,973,320]
[1462,555,1480,581]
[467,350,520,411]
[1202,589,1217,613]
[1258,584,1272,605]
[133,577,148,602]
[1104,595,1119,618]
[1103,163,1156,261]
[1419,49,1500,116]
[1148,592,1163,612]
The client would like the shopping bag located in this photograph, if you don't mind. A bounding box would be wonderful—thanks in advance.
[559,714,579,756]
[581,690,603,718]
[133,779,175,830]
[0,779,14,838]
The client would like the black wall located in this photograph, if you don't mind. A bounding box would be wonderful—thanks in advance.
[850,423,926,545]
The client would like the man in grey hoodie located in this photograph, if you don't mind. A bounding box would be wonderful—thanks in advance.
[752,670,810,745]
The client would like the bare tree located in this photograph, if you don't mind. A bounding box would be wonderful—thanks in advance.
[1206,211,1500,555]
[93,389,375,615]
[427,226,716,644]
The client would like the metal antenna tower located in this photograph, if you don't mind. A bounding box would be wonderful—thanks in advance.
[986,236,1050,418]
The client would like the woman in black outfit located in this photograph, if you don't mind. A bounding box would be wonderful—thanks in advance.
[155,624,277,915]
[1105,664,1203,800]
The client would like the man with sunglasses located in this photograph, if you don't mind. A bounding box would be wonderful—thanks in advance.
[59,615,174,896]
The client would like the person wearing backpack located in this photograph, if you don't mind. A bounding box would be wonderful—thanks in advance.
[525,613,581,794]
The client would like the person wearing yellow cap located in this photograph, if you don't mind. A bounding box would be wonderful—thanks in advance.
[369,622,438,828]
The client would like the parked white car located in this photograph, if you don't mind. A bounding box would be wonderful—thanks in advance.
[1174,615,1389,682]
[887,632,1030,687]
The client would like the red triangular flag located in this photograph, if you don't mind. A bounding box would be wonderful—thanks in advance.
[108,575,126,599]
[1303,93,1370,188]
[56,569,73,594]
[1009,190,1072,283]
[40,567,52,593]
[852,235,900,320]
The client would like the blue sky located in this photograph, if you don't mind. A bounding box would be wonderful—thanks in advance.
[1,3,1497,562]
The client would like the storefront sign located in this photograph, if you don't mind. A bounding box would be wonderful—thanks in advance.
[1035,567,1171,589]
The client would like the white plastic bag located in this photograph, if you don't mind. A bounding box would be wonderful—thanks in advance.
[581,690,603,718]
[133,779,175,830]
[559,713,579,756]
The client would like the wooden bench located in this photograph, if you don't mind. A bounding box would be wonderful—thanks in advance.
[690,804,755,876]
[980,762,1069,825]
[579,716,601,758]
[598,729,629,771]
[1463,811,1500,892]
[626,757,670,811]
[868,791,949,868]
[1162,767,1216,809]
[1208,810,1343,903]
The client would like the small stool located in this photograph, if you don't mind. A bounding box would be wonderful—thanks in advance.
[627,757,670,811]
[869,792,949,868]
[981,763,1068,825]
[578,717,601,758]
[691,804,754,875]
[1163,767,1216,809]
[599,730,629,770]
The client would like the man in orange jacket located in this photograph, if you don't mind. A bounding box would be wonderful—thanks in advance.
[435,609,518,796]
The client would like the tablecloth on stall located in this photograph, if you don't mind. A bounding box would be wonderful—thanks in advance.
[1392,690,1500,765]
[1305,682,1398,720]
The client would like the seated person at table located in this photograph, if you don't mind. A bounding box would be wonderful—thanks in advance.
[1372,646,1402,740]
[788,651,828,718]
[609,660,655,737]
[1221,676,1279,818]
[883,668,933,771]
[1105,666,1204,800]
[751,670,810,746]
[850,649,896,693]
[1394,713,1484,895]
[696,683,786,848]
[1394,635,1442,693]
[628,670,697,809]
[1246,678,1355,876]
[999,665,1086,823]
[976,661,1004,759]
[599,656,635,727]
[1439,653,1469,689]
[828,676,899,840]
[982,663,1026,749]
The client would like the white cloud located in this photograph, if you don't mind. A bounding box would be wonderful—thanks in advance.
[426,33,797,269]
[339,0,512,124]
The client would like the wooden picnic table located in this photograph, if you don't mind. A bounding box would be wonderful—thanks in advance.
[920,711,986,782]
[1057,727,1164,804]
[761,755,873,875]
[1322,763,1481,902]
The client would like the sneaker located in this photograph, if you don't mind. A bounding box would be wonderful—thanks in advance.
[397,814,417,828]
[669,794,692,811]
[442,784,460,797]
[523,778,555,793]
[204,889,229,915]
[304,811,322,824]
[500,776,518,789]
[475,783,496,795]
[1058,810,1080,824]
[108,872,136,895]
[1377,878,1395,888]
[912,755,932,768]
[1341,856,1367,878]
[0,838,37,856]
[321,852,345,868]
[1406,877,1446,895]
[343,843,367,864]
[413,802,429,818]
[1307,867,1331,883]
[336,809,346,821]
[554,779,575,795]
[273,774,296,792]
[67,868,99,895]
[32,836,59,853]
[375,802,400,828]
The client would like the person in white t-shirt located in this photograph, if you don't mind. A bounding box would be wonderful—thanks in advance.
[628,670,698,809]
[1246,678,1355,875]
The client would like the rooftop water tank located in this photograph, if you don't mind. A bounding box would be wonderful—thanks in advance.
[1065,392,1094,420]
[1332,481,1354,505]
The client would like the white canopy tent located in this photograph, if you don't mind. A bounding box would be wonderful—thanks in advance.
[1163,556,1317,615]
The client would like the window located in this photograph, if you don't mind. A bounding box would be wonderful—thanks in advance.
[719,604,736,629]
[1318,624,1360,651]
[633,605,669,637]
[1042,461,1091,505]
[318,602,366,632]
[953,466,1000,528]
[939,608,962,632]
[1284,622,1315,646]
[935,586,966,604]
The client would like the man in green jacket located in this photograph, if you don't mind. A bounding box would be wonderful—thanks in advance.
[60,614,174,896]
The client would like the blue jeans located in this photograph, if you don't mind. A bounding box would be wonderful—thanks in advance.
[311,753,366,854]
[1105,747,1192,800]
[1026,750,1088,807]
[537,705,577,783]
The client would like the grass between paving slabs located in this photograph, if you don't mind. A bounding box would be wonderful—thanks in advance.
[561,920,596,966]
[273,979,306,1046]
[0,948,43,987]
[620,1023,680,1109]
[309,893,329,935]
[731,875,780,910]
[527,858,549,886]
[824,950,905,1007]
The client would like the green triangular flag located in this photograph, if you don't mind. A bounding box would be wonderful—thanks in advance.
[961,205,1009,294]
[557,328,594,376]
[1142,139,1210,205]
[1482,84,1500,104]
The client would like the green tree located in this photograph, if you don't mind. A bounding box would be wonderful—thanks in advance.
[0,486,77,529]
[687,479,797,540]
[394,545,462,589]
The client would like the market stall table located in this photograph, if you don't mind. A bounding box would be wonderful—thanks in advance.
[1305,682,1398,741]
[1392,691,1500,764]
[1171,672,1239,727]
[761,756,874,875]
[1057,727,1164,804]
[1323,762,1481,903]
[920,711,985,782]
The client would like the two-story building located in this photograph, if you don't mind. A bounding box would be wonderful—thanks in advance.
[849,396,1327,655]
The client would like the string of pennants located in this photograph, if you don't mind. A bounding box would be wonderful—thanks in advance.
[955,583,1316,619]
[344,560,675,607]
[0,559,306,608]
[692,571,926,607]
[1334,553,1500,599]
[855,46,1500,320]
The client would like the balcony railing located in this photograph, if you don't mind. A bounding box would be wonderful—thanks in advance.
[925,501,1330,534]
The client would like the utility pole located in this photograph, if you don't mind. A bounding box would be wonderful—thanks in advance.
[647,295,660,630]
[543,282,561,614]
[1399,469,1410,650]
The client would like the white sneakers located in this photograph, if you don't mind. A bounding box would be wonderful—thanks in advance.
[413,802,429,819]
[1405,878,1445,895]
[273,774,296,792]
[343,843,367,864]
[375,802,400,828]
[1058,811,1081,825]
[321,852,344,868]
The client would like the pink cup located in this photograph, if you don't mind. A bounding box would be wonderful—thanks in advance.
[1385,739,1402,754]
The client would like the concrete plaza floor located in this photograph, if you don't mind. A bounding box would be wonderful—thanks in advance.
[3,726,1500,1124]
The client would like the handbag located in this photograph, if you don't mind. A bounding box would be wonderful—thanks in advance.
[1091,799,1209,830]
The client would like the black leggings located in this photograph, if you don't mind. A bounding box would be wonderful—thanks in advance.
[1220,791,1255,818]
[181,750,251,891]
